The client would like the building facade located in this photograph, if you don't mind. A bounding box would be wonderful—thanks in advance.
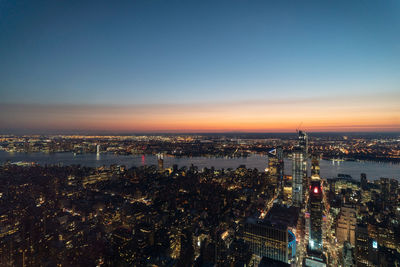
[309,179,323,252]
[243,218,296,265]
[292,148,304,207]
[336,205,356,246]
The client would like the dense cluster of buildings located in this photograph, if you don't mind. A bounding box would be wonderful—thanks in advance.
[0,160,276,266]
[0,132,399,266]
[240,131,399,266]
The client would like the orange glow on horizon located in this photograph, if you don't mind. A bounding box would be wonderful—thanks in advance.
[1,92,399,133]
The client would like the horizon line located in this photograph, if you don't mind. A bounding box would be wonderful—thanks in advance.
[1,130,400,136]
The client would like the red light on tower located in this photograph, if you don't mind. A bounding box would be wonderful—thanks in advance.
[313,187,319,194]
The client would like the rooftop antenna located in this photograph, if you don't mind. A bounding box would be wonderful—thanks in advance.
[296,122,303,133]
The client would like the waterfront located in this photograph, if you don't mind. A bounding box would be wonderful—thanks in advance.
[0,151,399,180]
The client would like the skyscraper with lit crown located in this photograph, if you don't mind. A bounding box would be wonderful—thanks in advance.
[309,159,323,253]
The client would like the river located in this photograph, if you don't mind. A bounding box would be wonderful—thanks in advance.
[0,151,399,181]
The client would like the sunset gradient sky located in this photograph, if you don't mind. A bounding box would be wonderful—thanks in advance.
[0,0,399,133]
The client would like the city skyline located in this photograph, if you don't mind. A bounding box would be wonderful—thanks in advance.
[1,0,399,132]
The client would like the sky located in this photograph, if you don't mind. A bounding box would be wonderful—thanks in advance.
[0,0,399,133]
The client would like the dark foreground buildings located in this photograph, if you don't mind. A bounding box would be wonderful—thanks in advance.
[242,204,299,265]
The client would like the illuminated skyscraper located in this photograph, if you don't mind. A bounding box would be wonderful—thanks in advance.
[309,178,323,252]
[292,147,304,207]
[336,205,356,246]
[242,205,298,265]
[311,156,320,177]
[298,130,308,156]
[380,177,390,209]
[268,146,284,196]
[292,130,308,207]
[268,154,279,183]
[276,146,284,196]
[308,157,323,254]
[299,130,309,200]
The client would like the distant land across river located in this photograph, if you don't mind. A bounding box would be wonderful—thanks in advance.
[1,151,399,181]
